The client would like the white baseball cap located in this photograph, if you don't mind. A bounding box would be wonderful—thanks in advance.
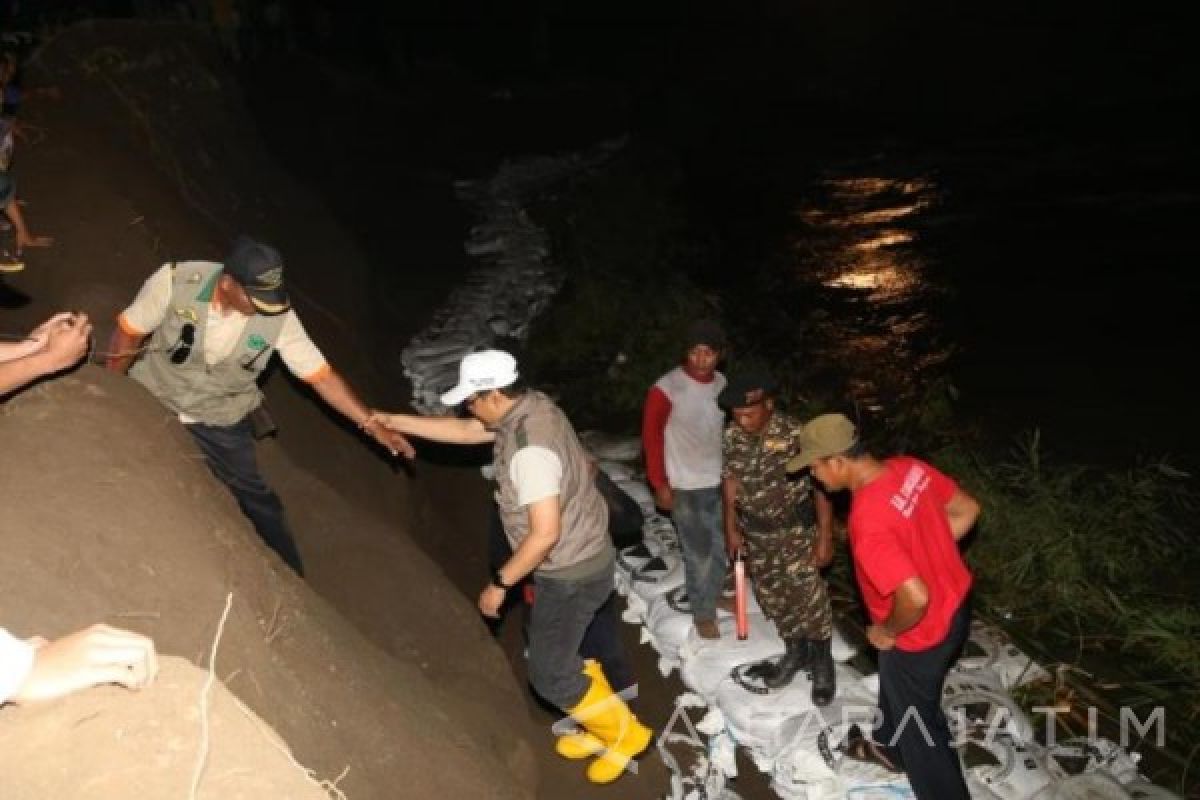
[440,350,520,406]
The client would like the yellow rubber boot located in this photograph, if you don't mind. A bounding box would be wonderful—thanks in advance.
[566,660,653,785]
[554,729,606,759]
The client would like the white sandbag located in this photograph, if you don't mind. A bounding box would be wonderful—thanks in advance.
[1044,738,1142,785]
[770,746,843,799]
[625,552,686,623]
[678,613,785,700]
[957,731,1053,799]
[643,513,679,550]
[1030,772,1134,799]
[941,670,1037,744]
[831,624,861,664]
[716,663,869,771]
[1123,780,1183,799]
[615,538,666,579]
[956,619,1051,690]
[596,459,635,481]
[765,671,918,798]
[614,477,656,518]
[578,430,642,462]
[644,588,697,674]
[614,529,677,594]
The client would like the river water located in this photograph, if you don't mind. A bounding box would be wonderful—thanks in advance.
[772,136,1198,470]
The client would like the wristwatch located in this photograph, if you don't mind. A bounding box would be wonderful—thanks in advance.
[491,568,513,591]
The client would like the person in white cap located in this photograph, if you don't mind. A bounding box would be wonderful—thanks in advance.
[105,236,414,576]
[370,350,652,786]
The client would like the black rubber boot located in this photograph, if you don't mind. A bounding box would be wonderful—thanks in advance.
[743,659,781,684]
[763,637,812,690]
[810,637,836,706]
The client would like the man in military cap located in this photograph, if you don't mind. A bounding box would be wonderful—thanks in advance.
[719,368,836,704]
[105,235,413,576]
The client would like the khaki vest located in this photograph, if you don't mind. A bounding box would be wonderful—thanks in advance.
[130,261,285,427]
[493,391,612,577]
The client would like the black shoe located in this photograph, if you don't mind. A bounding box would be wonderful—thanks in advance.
[763,637,812,689]
[844,724,903,773]
[810,636,836,706]
[743,658,782,683]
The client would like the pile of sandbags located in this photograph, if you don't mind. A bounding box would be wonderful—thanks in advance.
[401,138,626,414]
[579,430,1178,799]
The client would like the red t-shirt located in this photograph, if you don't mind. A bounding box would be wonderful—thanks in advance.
[848,456,972,651]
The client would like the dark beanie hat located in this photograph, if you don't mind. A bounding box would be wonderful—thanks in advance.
[684,319,725,351]
[718,367,776,409]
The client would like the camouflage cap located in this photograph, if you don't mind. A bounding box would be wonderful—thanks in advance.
[786,413,858,471]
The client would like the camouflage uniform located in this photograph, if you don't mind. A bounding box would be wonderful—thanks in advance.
[723,411,833,641]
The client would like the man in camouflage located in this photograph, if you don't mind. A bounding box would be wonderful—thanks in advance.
[720,369,837,705]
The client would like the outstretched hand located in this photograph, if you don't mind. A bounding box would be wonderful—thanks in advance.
[16,231,54,254]
[12,624,158,704]
[363,417,415,459]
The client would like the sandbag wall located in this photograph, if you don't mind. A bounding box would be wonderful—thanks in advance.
[583,434,1181,800]
[400,148,1182,800]
[400,138,626,414]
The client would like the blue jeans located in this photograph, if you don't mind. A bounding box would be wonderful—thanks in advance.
[672,487,726,622]
[187,417,305,575]
[528,566,614,710]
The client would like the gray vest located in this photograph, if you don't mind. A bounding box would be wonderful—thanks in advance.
[493,391,612,577]
[130,261,285,426]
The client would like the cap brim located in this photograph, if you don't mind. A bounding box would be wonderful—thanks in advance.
[717,386,742,409]
[440,383,473,407]
[786,448,822,473]
[250,291,290,316]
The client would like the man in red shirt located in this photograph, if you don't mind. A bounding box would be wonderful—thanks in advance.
[789,413,979,800]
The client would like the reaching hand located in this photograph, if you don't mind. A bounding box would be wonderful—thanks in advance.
[653,484,673,512]
[362,416,415,458]
[28,312,76,342]
[37,313,91,372]
[725,527,744,561]
[12,624,158,704]
[866,624,896,652]
[15,231,54,254]
[809,536,834,569]
[478,585,505,618]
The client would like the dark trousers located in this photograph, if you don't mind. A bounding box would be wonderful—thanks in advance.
[528,567,615,710]
[488,506,634,694]
[187,417,305,575]
[875,599,971,800]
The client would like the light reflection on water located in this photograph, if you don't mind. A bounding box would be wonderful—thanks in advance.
[791,173,950,416]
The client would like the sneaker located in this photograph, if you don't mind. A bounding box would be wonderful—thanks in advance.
[694,619,721,640]
[0,253,23,273]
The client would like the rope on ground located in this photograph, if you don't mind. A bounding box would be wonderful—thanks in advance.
[190,590,233,800]
[187,591,347,798]
[229,693,350,799]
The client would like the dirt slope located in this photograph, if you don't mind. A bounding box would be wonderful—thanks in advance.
[2,19,537,799]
